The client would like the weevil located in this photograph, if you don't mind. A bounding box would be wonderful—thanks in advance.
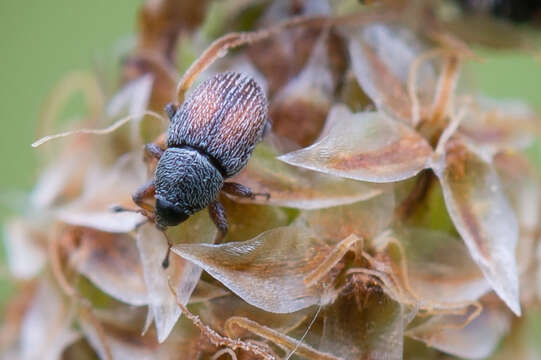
[131,72,270,267]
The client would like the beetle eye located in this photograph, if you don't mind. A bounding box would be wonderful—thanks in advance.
[155,198,189,227]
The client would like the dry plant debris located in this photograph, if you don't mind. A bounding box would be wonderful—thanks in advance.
[3,0,541,359]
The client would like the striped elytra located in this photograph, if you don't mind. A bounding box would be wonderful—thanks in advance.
[167,72,269,178]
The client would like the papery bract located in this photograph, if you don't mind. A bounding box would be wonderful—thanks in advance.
[136,212,215,342]
[458,97,536,154]
[347,24,436,124]
[406,304,510,359]
[270,32,334,147]
[298,191,394,243]
[219,196,289,243]
[279,107,432,183]
[172,226,334,313]
[79,306,179,360]
[494,152,540,274]
[394,227,490,307]
[55,152,147,233]
[69,228,148,306]
[320,286,405,360]
[19,278,80,360]
[435,139,520,315]
[200,294,313,338]
[233,144,384,209]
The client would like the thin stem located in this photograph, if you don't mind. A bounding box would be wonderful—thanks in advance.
[32,110,166,148]
[225,316,340,360]
[167,279,275,360]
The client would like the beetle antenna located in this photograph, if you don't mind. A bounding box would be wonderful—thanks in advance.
[110,204,136,213]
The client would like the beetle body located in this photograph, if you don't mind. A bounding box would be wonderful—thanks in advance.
[152,72,269,228]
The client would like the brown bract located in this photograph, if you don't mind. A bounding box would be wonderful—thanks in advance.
[233,143,385,209]
[437,138,520,315]
[279,107,433,183]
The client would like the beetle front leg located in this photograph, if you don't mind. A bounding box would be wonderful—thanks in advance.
[132,179,156,213]
[222,182,270,200]
[208,200,228,243]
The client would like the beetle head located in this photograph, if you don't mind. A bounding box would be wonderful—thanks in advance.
[155,197,190,228]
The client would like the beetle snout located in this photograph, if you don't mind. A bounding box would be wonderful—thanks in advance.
[155,197,189,227]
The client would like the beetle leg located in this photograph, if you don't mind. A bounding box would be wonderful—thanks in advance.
[208,200,228,243]
[165,102,177,121]
[222,182,270,200]
[144,143,164,160]
[161,231,173,269]
[132,179,156,213]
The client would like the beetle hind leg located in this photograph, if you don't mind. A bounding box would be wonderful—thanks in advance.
[222,182,270,200]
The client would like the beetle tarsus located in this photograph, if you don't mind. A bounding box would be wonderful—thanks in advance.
[161,230,173,269]
[162,247,171,269]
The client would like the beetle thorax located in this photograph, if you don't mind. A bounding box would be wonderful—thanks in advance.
[154,147,224,217]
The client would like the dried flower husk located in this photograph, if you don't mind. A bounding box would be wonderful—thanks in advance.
[199,294,314,339]
[406,301,511,359]
[494,152,540,275]
[172,225,337,314]
[246,0,333,96]
[232,143,385,209]
[79,304,201,360]
[137,212,216,343]
[269,32,335,147]
[63,227,148,306]
[458,96,538,155]
[435,137,521,315]
[320,286,405,360]
[392,227,490,308]
[17,277,80,360]
[297,191,395,243]
[346,23,437,125]
[279,106,433,183]
[54,151,147,234]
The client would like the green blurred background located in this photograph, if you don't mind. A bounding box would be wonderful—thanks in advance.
[0,0,139,306]
[0,0,540,308]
